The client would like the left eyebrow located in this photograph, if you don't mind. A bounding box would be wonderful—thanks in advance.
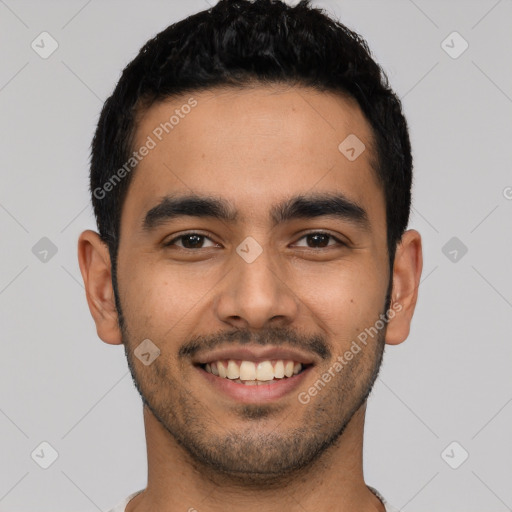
[270,193,370,230]
[142,192,370,232]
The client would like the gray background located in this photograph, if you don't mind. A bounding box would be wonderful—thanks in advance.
[0,0,511,511]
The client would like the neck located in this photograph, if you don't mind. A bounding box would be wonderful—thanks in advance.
[127,402,384,512]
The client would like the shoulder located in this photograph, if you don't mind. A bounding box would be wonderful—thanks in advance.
[108,489,145,512]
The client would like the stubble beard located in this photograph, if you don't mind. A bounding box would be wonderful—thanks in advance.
[121,321,386,487]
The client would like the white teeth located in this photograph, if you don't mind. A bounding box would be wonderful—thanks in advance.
[204,359,304,381]
[217,361,227,378]
[240,361,256,380]
[227,360,240,379]
[274,360,285,378]
[232,379,280,386]
[256,361,274,381]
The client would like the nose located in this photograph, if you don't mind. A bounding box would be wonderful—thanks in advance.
[213,243,299,330]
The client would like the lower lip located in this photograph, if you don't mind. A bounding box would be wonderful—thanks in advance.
[197,365,312,404]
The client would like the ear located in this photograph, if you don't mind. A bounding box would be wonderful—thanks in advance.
[385,229,423,345]
[77,230,122,345]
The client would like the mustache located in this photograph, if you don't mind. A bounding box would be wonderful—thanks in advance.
[178,326,331,361]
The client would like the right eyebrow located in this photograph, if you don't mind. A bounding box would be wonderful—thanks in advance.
[142,195,238,231]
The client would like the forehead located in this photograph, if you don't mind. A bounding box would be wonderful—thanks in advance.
[123,85,384,231]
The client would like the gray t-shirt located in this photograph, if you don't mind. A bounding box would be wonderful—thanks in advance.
[108,486,400,511]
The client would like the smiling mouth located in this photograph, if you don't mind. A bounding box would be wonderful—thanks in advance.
[199,359,311,386]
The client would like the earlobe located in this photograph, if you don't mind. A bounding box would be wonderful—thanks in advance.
[385,229,423,346]
[77,230,123,345]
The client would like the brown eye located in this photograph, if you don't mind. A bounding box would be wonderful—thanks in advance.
[165,233,218,249]
[294,232,345,249]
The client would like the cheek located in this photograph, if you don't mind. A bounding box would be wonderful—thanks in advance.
[120,259,202,338]
[296,260,386,338]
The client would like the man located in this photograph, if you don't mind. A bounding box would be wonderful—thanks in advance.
[78,0,422,510]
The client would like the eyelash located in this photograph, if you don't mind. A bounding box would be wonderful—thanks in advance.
[164,231,346,250]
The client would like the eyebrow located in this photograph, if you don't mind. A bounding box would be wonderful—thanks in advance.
[142,192,370,232]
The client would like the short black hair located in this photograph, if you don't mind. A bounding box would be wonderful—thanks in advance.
[90,0,412,278]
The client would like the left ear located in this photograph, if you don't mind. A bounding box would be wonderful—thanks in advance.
[385,229,423,345]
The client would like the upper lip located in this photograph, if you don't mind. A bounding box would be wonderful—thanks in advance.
[193,345,317,366]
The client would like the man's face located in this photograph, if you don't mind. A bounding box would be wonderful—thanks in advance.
[115,85,390,480]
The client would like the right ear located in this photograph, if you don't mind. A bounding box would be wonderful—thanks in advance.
[77,230,123,345]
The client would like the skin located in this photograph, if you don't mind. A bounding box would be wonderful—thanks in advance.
[78,84,422,512]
